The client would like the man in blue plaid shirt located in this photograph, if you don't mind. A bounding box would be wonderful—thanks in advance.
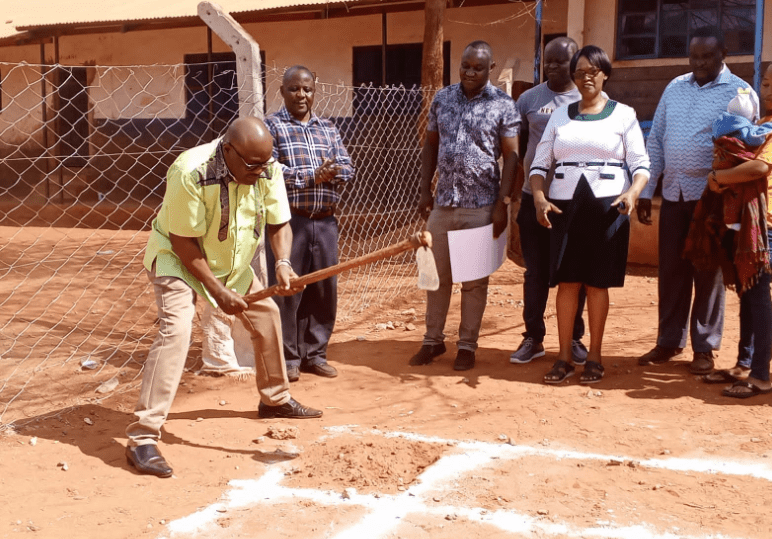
[264,65,355,382]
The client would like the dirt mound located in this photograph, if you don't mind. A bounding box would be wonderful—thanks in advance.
[286,435,444,494]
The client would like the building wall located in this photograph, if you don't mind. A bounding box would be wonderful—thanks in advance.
[0,4,549,147]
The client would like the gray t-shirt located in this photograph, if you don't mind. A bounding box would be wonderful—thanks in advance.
[516,82,581,195]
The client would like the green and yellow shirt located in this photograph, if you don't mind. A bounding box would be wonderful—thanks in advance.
[143,138,291,306]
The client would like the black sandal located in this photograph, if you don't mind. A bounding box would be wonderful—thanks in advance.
[721,380,772,399]
[703,369,743,384]
[579,361,604,385]
[544,360,575,385]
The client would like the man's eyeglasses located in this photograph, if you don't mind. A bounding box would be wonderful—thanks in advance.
[228,143,272,175]
[573,68,603,80]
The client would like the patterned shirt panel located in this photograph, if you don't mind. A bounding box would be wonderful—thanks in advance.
[643,65,759,201]
[143,139,290,306]
[264,107,354,213]
[428,82,520,208]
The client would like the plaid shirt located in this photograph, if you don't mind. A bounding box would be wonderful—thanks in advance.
[264,107,354,213]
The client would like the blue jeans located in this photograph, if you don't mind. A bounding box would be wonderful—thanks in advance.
[517,192,585,343]
[736,230,772,382]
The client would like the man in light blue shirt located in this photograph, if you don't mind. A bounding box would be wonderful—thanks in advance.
[637,26,759,374]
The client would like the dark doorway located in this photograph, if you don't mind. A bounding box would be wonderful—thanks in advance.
[56,66,89,167]
[352,41,451,115]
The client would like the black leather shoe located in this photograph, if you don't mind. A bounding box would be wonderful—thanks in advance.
[454,349,476,371]
[287,366,300,382]
[126,444,173,478]
[409,343,446,366]
[300,363,338,378]
[258,397,323,419]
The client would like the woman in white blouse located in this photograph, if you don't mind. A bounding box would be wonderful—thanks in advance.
[529,45,650,385]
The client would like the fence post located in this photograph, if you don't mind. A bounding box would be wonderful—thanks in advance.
[197,1,268,289]
[197,1,263,119]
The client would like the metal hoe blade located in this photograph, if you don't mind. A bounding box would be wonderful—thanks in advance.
[416,246,439,291]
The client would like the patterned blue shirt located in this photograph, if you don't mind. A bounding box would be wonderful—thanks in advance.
[642,65,758,202]
[428,82,520,208]
[264,107,354,213]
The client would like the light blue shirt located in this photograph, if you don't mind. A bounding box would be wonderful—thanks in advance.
[642,65,759,201]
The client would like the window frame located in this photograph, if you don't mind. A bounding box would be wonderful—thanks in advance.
[615,0,756,60]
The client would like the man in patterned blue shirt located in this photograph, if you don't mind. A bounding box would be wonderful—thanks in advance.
[411,41,520,371]
[265,65,355,383]
[637,27,759,374]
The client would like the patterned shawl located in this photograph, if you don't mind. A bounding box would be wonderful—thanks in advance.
[683,135,770,295]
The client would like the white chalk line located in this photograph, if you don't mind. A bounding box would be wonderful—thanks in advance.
[159,426,770,539]
[326,426,772,483]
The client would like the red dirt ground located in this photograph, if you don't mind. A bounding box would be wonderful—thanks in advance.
[1,227,771,539]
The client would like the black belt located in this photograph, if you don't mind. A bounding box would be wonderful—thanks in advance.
[556,161,624,168]
[292,207,335,220]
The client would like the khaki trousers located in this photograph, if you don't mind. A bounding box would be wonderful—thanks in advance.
[423,206,493,352]
[126,267,290,447]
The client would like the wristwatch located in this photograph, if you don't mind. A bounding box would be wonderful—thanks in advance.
[498,196,512,205]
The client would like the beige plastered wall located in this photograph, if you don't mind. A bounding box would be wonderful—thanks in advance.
[0,2,565,145]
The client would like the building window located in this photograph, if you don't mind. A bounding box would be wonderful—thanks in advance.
[184,52,239,125]
[616,0,755,60]
[352,42,450,115]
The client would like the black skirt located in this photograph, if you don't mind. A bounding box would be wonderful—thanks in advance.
[549,176,630,289]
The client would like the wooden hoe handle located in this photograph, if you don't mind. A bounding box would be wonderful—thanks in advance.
[244,231,432,304]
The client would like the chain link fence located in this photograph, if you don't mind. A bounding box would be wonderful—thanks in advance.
[0,60,439,428]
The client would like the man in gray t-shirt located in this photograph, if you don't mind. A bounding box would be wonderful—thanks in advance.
[509,37,588,365]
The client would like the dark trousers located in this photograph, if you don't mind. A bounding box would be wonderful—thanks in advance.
[517,192,585,342]
[657,198,724,352]
[266,214,338,369]
[737,230,772,381]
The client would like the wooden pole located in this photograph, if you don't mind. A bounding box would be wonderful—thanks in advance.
[419,0,446,143]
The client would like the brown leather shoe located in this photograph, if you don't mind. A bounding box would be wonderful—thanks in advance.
[300,363,338,378]
[258,397,323,419]
[689,351,715,374]
[126,444,173,478]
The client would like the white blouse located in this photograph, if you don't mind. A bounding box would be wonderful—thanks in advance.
[530,101,651,201]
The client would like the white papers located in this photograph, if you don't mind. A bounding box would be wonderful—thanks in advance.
[447,224,507,282]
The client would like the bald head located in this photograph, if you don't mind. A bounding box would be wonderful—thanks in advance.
[545,37,578,58]
[224,116,271,148]
[280,65,316,122]
[282,65,313,86]
[222,117,274,185]
[464,40,494,64]
[543,37,578,90]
